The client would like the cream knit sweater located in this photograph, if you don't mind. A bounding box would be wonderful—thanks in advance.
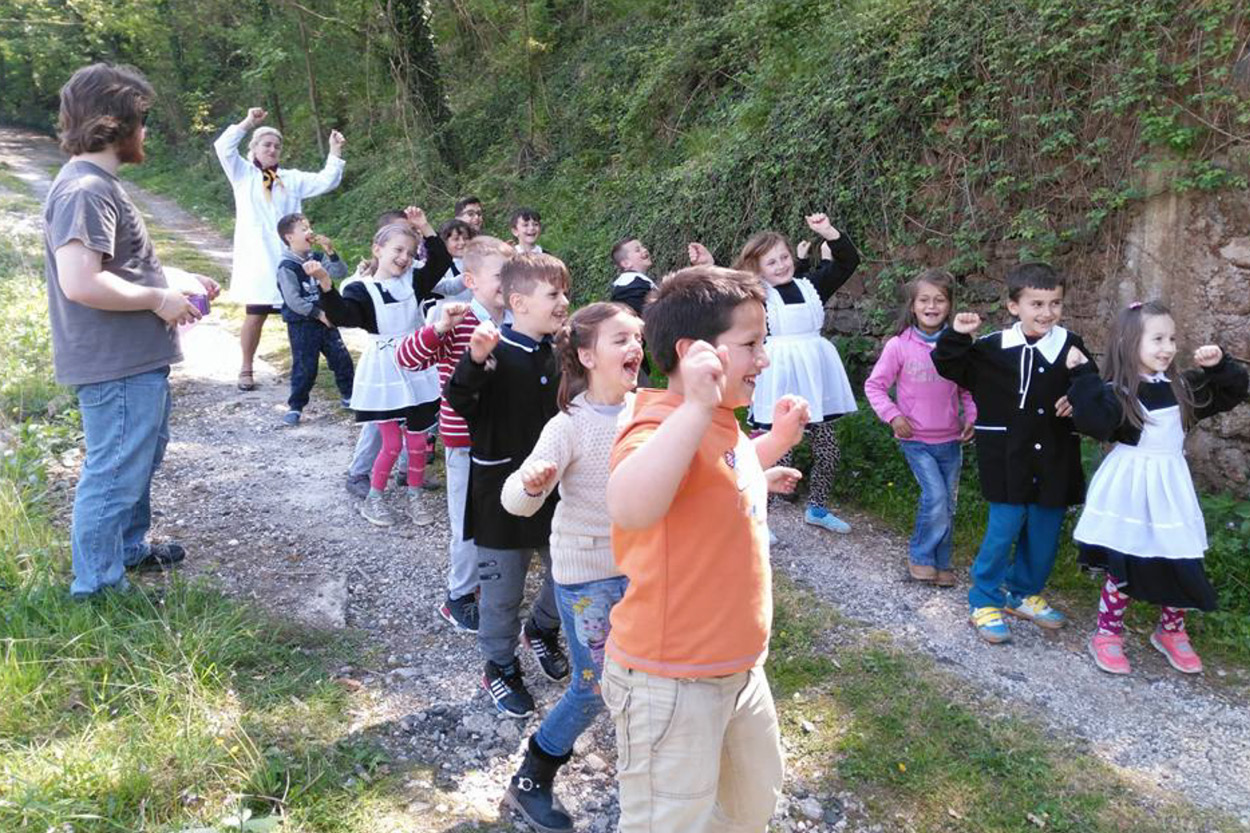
[500,391,630,584]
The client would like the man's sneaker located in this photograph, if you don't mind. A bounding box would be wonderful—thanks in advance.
[804,505,851,534]
[484,659,535,718]
[360,492,395,527]
[282,410,301,426]
[340,397,352,409]
[409,490,434,526]
[439,593,479,633]
[1150,629,1203,674]
[1005,594,1067,629]
[127,542,187,572]
[970,607,1012,643]
[523,620,570,682]
[1089,633,1131,675]
[345,474,371,499]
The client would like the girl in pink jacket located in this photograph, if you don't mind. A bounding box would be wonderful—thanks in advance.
[865,269,976,586]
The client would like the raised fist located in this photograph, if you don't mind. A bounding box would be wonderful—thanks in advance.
[245,107,267,127]
[1193,345,1223,368]
[469,320,501,364]
[328,129,345,156]
[437,302,470,335]
[678,340,728,410]
[952,312,982,335]
[520,459,559,495]
[687,241,715,267]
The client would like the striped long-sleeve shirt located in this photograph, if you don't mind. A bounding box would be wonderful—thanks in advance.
[395,311,482,448]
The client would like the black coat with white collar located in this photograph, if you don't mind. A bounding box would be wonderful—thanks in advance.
[445,327,561,549]
[609,271,656,317]
[933,324,1094,507]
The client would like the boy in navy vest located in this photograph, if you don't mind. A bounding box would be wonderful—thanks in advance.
[933,263,1094,644]
[276,212,353,425]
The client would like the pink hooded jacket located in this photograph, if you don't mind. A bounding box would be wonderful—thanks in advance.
[864,327,976,444]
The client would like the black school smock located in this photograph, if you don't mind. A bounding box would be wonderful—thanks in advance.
[444,325,561,550]
[932,322,1094,508]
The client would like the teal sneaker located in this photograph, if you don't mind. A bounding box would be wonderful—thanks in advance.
[970,607,1012,643]
[1005,594,1067,629]
[804,505,851,534]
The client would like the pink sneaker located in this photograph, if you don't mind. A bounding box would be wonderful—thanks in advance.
[1089,633,1130,675]
[1150,629,1203,674]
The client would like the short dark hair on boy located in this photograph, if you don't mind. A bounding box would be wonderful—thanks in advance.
[439,218,476,241]
[58,63,154,155]
[277,212,308,244]
[1006,262,1065,301]
[454,196,482,215]
[610,236,638,269]
[501,252,569,307]
[377,209,407,228]
[643,266,766,374]
[510,206,541,227]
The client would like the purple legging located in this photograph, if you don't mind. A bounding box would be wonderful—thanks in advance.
[370,420,428,491]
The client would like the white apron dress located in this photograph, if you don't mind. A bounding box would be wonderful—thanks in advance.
[350,278,441,419]
[1074,405,1206,558]
[1074,402,1216,609]
[753,279,857,423]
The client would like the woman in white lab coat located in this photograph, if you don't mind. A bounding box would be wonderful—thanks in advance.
[214,106,345,390]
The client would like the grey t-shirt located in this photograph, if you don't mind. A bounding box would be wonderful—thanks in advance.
[43,160,181,385]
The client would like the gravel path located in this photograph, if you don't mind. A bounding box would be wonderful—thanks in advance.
[5,125,1248,830]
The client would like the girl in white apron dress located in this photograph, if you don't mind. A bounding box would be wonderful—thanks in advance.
[323,223,444,528]
[1068,301,1248,676]
[732,213,860,535]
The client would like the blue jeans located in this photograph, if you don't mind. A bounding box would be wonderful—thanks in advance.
[535,576,629,757]
[286,319,354,411]
[71,367,172,597]
[899,440,962,569]
[968,502,1066,611]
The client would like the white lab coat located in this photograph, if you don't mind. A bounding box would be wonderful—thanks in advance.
[213,123,345,305]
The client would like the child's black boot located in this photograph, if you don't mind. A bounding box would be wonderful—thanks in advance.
[503,735,574,833]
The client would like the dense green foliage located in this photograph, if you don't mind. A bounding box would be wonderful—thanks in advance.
[4,0,1247,310]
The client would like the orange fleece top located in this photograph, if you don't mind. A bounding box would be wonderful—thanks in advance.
[606,389,772,678]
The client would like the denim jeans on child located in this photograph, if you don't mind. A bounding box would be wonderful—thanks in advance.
[287,318,354,411]
[71,367,172,597]
[534,576,628,757]
[477,545,561,666]
[969,502,1066,610]
[899,440,961,569]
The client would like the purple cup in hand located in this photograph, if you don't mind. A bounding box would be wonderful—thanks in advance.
[189,294,210,317]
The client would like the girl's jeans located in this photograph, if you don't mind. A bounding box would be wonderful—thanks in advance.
[898,440,962,569]
[534,576,629,757]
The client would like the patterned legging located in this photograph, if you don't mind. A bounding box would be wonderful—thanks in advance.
[1097,576,1186,635]
[777,420,840,509]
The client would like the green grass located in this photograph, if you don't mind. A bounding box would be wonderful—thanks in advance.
[769,577,1240,833]
[0,175,411,833]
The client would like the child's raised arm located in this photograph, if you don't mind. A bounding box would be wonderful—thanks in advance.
[608,341,725,530]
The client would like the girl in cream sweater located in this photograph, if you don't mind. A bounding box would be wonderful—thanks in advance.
[498,302,644,833]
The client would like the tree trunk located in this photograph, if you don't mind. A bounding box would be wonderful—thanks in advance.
[387,0,461,172]
[297,13,326,156]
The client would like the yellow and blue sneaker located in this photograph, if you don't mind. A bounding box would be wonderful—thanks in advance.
[970,607,1012,643]
[1005,594,1067,629]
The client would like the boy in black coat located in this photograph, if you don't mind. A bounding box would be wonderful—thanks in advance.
[933,263,1095,644]
[445,252,571,718]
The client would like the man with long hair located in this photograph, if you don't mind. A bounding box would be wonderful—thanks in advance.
[44,62,220,598]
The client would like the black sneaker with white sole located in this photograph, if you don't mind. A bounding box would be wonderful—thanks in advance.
[439,593,479,633]
[483,659,535,719]
[523,620,570,682]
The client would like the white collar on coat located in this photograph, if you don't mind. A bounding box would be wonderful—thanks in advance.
[613,271,655,288]
[999,322,1068,364]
